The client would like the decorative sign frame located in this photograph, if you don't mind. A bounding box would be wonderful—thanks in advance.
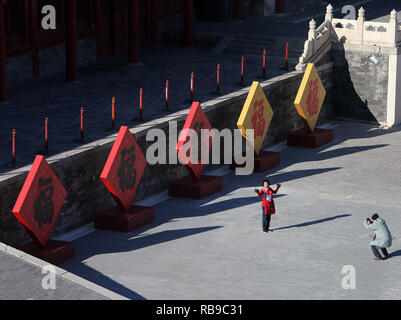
[294,63,326,132]
[176,102,214,180]
[101,126,147,211]
[237,81,274,155]
[12,156,67,247]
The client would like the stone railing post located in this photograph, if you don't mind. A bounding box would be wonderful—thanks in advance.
[388,9,397,45]
[325,4,333,22]
[308,19,317,55]
[356,7,365,44]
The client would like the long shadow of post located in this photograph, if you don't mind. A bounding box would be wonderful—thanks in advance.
[271,214,352,231]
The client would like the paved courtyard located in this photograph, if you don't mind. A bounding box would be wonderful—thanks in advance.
[59,121,401,300]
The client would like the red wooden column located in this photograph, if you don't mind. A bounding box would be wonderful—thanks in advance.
[30,0,39,77]
[128,0,139,63]
[275,0,285,14]
[65,0,78,81]
[234,0,241,20]
[184,0,194,47]
[150,0,157,43]
[94,0,102,60]
[0,0,7,102]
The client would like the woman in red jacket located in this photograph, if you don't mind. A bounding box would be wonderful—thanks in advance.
[255,179,281,233]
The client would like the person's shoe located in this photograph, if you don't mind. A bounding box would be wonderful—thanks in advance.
[263,228,268,233]
[268,228,273,232]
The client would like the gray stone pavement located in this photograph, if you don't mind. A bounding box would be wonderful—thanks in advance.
[58,121,401,300]
[0,246,114,300]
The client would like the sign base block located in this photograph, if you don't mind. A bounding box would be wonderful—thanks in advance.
[18,240,74,265]
[230,151,280,172]
[94,205,154,233]
[169,175,223,199]
[287,128,333,148]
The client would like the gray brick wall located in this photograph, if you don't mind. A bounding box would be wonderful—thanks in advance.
[331,42,389,124]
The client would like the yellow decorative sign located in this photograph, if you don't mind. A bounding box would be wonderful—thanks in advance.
[294,63,326,132]
[237,81,274,155]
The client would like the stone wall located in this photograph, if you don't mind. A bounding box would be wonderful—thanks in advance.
[0,62,333,247]
[331,42,390,124]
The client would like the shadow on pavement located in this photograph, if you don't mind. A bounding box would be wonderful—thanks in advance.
[271,214,352,231]
[61,226,222,300]
[387,249,401,259]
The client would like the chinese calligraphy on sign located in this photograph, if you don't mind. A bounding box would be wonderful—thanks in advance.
[251,99,266,138]
[237,81,274,155]
[33,177,55,229]
[176,102,214,180]
[117,146,137,193]
[294,63,326,132]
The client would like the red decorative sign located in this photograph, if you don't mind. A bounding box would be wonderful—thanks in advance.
[101,126,147,211]
[12,156,67,248]
[176,102,214,180]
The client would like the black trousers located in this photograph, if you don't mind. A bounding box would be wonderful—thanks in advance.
[262,208,271,230]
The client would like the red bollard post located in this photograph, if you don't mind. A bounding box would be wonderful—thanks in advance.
[140,88,143,118]
[165,80,169,111]
[263,49,267,77]
[241,56,245,84]
[80,107,84,140]
[112,97,116,130]
[285,41,289,70]
[190,72,194,102]
[12,129,16,163]
[45,118,49,151]
[217,64,220,93]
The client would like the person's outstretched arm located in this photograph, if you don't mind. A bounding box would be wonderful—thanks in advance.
[272,184,281,194]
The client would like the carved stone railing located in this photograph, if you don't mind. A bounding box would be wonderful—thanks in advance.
[296,4,401,70]
[296,4,334,70]
[332,7,400,46]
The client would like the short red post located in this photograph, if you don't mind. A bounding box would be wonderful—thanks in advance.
[263,49,267,77]
[165,80,169,110]
[45,118,49,151]
[285,41,289,69]
[140,88,143,118]
[241,56,245,84]
[80,107,84,140]
[112,97,116,130]
[12,129,16,163]
[217,64,220,93]
[190,72,194,102]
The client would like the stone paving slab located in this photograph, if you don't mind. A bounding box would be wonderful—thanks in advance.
[58,122,401,300]
[0,249,112,300]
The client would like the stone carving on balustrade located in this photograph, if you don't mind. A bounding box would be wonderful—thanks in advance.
[296,4,400,71]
